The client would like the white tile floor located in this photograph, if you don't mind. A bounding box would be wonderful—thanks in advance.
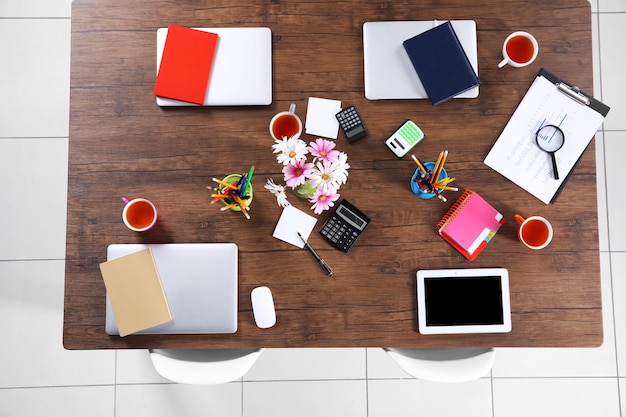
[1,1,625,415]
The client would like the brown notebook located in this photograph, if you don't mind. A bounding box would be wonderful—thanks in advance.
[99,248,172,336]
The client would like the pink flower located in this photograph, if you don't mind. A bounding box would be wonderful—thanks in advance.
[308,138,340,163]
[283,160,315,188]
[308,187,340,214]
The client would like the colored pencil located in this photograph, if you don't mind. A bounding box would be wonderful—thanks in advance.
[437,185,459,192]
[432,150,448,183]
[212,178,238,190]
[430,151,444,183]
[411,155,428,175]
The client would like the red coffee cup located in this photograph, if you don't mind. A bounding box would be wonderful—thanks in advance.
[269,103,303,140]
[498,31,539,68]
[514,214,553,250]
[121,197,158,232]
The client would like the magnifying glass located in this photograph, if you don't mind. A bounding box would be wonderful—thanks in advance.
[535,124,565,180]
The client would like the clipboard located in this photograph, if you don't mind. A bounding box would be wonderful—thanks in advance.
[484,69,610,204]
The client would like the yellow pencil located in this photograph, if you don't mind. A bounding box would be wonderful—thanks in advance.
[430,151,445,183]
[231,195,251,219]
[411,155,428,175]
[433,150,448,183]
[437,185,459,192]
[212,178,238,190]
[220,203,237,211]
[434,177,455,187]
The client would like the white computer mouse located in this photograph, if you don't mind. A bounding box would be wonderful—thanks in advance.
[251,286,276,329]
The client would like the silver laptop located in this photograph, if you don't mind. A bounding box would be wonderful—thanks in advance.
[363,20,479,100]
[156,27,272,106]
[105,243,238,335]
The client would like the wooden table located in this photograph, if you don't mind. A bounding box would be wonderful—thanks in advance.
[64,0,601,349]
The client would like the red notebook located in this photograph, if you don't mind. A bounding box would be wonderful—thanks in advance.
[154,25,219,105]
[436,190,505,261]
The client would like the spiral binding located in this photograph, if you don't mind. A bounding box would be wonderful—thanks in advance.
[436,189,473,232]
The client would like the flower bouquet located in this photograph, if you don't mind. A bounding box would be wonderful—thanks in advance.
[267,136,350,214]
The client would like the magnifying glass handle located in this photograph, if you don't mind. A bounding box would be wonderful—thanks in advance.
[551,153,559,180]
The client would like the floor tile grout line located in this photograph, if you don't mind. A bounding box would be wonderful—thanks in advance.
[365,348,370,417]
[490,371,496,417]
[0,17,71,20]
[0,258,66,263]
[113,351,118,417]
[0,383,116,390]
[0,136,69,140]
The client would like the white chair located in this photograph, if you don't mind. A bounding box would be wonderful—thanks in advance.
[383,347,495,383]
[148,348,264,384]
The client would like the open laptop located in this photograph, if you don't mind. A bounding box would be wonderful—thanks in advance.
[105,243,238,335]
[156,27,272,106]
[363,20,479,100]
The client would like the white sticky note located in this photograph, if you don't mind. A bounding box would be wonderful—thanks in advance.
[272,205,318,248]
[305,97,342,139]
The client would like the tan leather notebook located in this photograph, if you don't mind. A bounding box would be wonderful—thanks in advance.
[99,248,172,337]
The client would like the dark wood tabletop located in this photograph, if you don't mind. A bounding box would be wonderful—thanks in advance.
[64,0,601,349]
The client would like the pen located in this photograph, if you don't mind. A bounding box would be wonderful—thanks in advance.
[297,232,333,277]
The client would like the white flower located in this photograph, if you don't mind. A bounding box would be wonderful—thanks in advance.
[332,152,350,186]
[308,160,342,193]
[264,178,291,207]
[271,136,309,166]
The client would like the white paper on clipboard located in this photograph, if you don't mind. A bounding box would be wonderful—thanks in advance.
[484,70,609,204]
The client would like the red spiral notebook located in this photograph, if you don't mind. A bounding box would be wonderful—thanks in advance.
[154,25,219,105]
[436,190,505,261]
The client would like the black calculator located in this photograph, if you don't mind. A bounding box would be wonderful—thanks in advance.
[319,200,370,252]
[335,106,368,143]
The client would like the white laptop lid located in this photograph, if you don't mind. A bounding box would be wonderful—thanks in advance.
[156,27,272,106]
[105,243,238,335]
[363,20,479,100]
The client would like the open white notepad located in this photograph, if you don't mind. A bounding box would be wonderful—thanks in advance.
[484,70,609,204]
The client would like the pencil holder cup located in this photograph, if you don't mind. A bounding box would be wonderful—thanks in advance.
[219,173,253,211]
[410,161,448,199]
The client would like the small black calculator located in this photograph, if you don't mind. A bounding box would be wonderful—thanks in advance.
[335,106,368,143]
[319,200,370,252]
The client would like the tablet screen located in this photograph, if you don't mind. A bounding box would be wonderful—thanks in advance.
[424,276,504,326]
[416,268,511,334]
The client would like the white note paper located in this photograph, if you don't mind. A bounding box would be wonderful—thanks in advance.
[272,205,318,248]
[305,97,342,139]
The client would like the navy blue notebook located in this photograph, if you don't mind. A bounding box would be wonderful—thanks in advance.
[403,21,480,106]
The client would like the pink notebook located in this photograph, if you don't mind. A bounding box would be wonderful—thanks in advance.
[437,190,504,261]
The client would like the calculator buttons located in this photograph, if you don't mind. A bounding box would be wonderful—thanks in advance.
[319,200,370,252]
[321,216,353,252]
[400,123,424,145]
[336,106,368,143]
